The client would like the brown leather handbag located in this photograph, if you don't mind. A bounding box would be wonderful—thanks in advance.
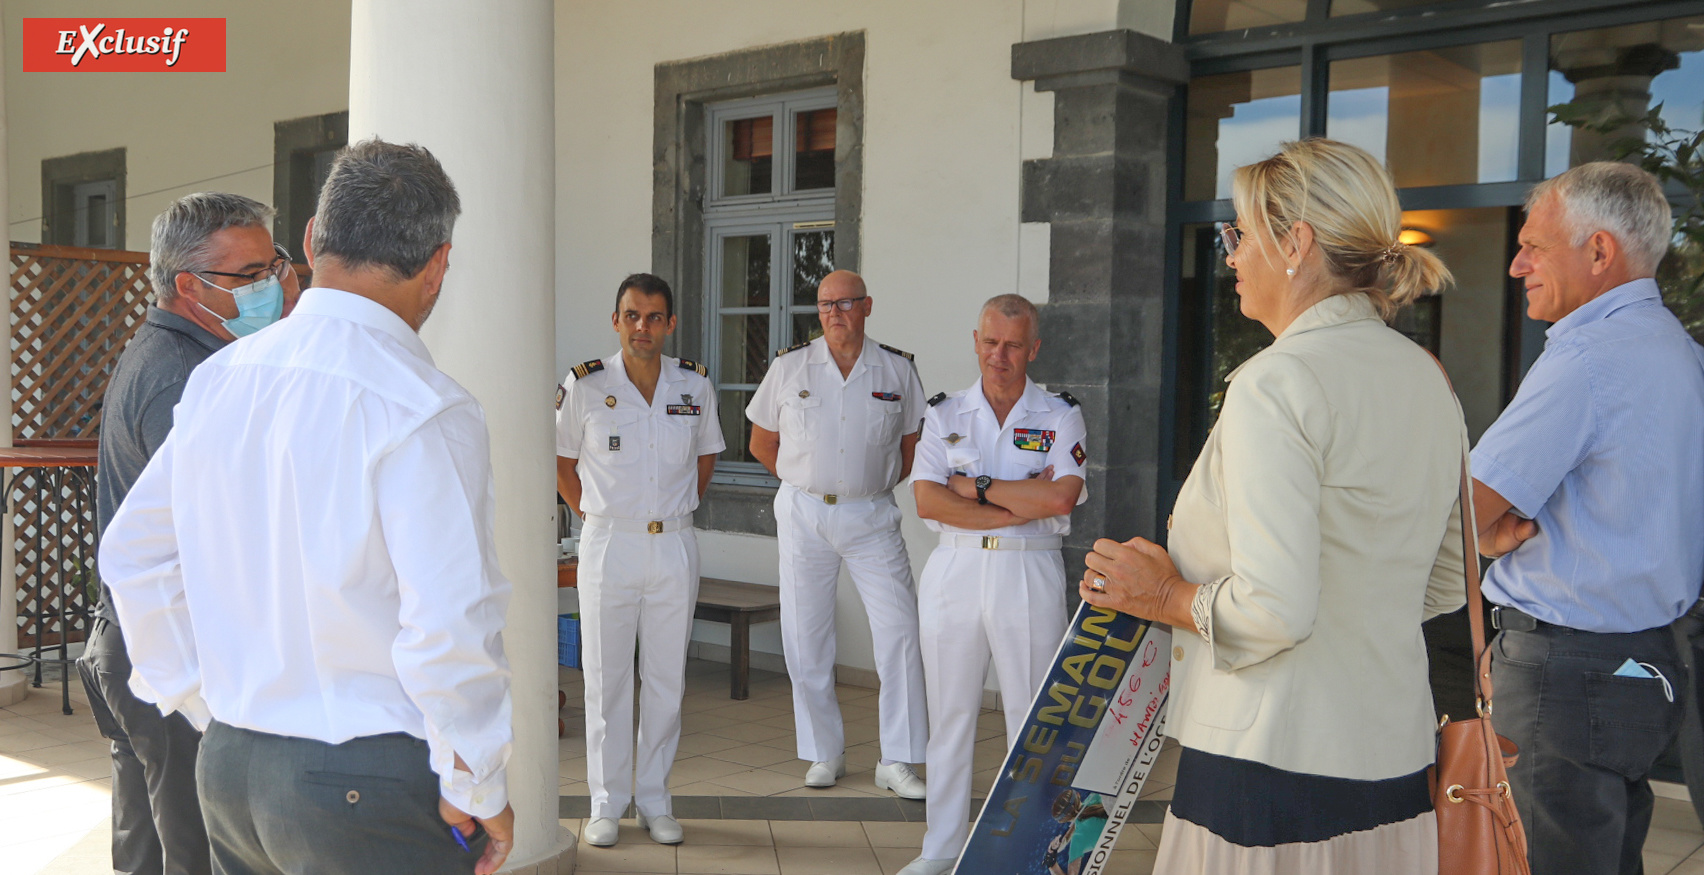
[1431,441,1531,874]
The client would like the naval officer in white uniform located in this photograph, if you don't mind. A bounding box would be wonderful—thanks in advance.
[899,293,1088,875]
[556,274,724,849]
[745,270,929,798]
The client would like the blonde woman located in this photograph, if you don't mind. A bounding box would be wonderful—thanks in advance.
[1079,139,1467,873]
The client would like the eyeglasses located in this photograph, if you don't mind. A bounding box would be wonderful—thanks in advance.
[815,295,868,313]
[1217,222,1243,258]
[186,243,295,286]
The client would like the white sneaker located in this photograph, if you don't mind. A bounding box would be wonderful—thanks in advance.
[804,754,847,788]
[896,857,956,875]
[636,813,683,844]
[583,816,619,847]
[873,761,927,800]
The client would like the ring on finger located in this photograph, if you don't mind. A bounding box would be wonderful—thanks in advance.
[1090,577,1107,593]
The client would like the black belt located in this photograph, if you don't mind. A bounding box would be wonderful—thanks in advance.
[1489,605,1548,633]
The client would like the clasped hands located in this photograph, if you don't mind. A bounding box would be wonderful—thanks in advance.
[1078,536,1199,630]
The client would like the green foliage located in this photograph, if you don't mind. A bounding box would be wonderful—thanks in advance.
[1548,100,1704,343]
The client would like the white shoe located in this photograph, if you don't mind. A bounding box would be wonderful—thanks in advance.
[896,857,956,875]
[805,754,847,788]
[583,817,619,847]
[637,813,683,844]
[873,761,927,800]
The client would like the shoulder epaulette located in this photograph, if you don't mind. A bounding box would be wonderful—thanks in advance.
[878,343,915,362]
[927,392,948,407]
[1055,390,1079,407]
[677,358,708,377]
[775,339,812,358]
[571,359,604,380]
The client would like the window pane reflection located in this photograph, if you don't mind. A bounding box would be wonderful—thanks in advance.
[1189,0,1307,36]
[792,312,822,348]
[1331,0,1449,16]
[1547,16,1704,176]
[723,115,774,197]
[791,230,834,306]
[719,389,756,463]
[794,109,836,191]
[1327,42,1522,188]
[719,314,770,385]
[721,235,771,307]
[1184,66,1303,201]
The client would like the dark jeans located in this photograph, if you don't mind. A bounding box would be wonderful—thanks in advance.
[196,721,488,875]
[76,617,211,875]
[1491,622,1686,875]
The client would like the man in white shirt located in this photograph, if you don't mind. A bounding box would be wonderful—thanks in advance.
[899,294,1088,875]
[100,140,515,875]
[555,273,724,848]
[744,270,929,798]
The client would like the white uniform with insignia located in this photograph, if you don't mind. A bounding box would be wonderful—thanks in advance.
[909,377,1088,860]
[745,336,929,765]
[556,352,724,820]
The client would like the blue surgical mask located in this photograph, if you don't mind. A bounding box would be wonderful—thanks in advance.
[194,274,285,338]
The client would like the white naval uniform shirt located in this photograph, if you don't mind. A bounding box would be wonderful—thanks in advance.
[745,336,925,498]
[556,352,724,520]
[98,288,514,818]
[911,377,1089,537]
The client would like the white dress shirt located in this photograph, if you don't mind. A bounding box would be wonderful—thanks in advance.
[555,352,724,520]
[910,377,1088,536]
[100,287,514,818]
[745,336,925,498]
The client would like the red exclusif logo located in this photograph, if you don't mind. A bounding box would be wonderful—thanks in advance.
[22,19,225,72]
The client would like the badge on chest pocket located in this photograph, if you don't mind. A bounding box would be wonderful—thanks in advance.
[1013,428,1055,452]
[608,435,621,451]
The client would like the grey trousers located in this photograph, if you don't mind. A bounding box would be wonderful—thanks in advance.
[196,721,488,875]
[1491,623,1686,875]
[77,617,211,875]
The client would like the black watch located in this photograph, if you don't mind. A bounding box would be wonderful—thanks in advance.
[975,475,993,505]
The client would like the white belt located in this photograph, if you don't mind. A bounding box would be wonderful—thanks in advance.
[582,513,692,534]
[792,485,891,506]
[939,533,1062,551]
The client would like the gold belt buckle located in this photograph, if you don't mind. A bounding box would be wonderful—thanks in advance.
[647,520,664,534]
[824,494,838,505]
[981,536,1000,550]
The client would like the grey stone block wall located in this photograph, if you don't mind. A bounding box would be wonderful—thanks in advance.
[1012,30,1186,578]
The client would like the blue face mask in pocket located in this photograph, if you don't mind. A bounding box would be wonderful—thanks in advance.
[194,274,285,337]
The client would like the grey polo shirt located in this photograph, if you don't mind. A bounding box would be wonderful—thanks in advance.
[95,306,227,622]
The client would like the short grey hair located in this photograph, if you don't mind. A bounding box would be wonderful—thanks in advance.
[1528,162,1671,276]
[310,139,461,281]
[148,192,275,302]
[979,293,1041,341]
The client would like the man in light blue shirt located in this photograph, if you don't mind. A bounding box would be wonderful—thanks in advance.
[1472,162,1704,875]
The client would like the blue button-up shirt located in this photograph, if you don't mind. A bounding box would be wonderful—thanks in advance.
[1473,278,1704,632]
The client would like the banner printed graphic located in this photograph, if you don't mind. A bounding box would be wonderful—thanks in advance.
[955,603,1171,875]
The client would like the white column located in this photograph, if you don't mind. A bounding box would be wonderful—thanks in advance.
[348,2,568,870]
[0,11,23,708]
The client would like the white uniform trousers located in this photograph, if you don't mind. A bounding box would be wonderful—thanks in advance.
[579,521,699,819]
[775,484,928,764]
[916,543,1069,861]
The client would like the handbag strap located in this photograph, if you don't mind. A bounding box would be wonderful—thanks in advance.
[1428,353,1496,711]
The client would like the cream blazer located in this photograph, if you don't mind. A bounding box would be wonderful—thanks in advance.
[1168,293,1468,782]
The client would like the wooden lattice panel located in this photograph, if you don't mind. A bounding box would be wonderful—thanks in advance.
[10,242,153,440]
[10,466,96,647]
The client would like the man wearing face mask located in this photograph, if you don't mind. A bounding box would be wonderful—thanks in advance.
[100,140,516,875]
[78,191,300,875]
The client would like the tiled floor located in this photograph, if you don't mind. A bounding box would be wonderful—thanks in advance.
[6,658,1704,874]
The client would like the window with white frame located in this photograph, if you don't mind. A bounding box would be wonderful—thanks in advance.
[704,87,838,481]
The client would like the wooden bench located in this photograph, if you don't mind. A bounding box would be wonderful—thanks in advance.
[693,578,782,701]
[556,566,781,701]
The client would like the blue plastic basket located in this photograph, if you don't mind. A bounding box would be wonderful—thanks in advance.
[558,613,581,669]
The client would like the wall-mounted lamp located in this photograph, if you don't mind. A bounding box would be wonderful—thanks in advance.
[1398,228,1435,247]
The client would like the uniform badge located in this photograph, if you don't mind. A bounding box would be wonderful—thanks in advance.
[555,385,565,410]
[604,395,617,408]
[945,433,964,445]
[1071,442,1087,466]
[666,404,702,415]
[871,392,901,402]
[609,435,621,451]
[799,390,811,399]
[1013,428,1055,452]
